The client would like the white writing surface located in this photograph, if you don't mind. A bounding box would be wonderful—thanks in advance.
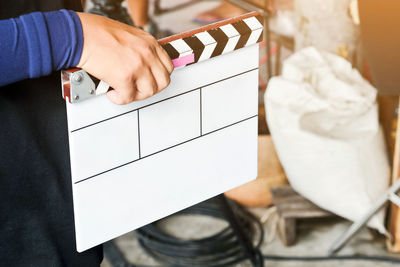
[70,111,140,181]
[140,90,201,157]
[202,69,259,134]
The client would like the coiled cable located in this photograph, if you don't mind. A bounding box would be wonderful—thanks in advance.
[136,197,264,267]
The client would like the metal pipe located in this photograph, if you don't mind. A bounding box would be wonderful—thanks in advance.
[329,178,400,255]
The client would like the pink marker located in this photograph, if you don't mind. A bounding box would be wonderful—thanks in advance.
[172,53,195,68]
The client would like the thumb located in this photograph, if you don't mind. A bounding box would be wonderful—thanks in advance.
[106,86,136,105]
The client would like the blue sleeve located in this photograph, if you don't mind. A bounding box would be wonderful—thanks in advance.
[0,10,84,87]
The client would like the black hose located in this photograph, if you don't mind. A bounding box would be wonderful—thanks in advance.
[136,197,264,267]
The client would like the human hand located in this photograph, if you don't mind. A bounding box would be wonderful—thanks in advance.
[76,12,173,105]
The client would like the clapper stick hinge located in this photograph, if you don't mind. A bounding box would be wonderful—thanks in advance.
[61,69,98,103]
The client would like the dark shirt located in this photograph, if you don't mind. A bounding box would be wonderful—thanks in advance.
[0,0,103,266]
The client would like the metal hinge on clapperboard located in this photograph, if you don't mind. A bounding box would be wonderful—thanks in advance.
[61,12,263,104]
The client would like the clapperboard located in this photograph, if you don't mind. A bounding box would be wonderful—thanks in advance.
[61,12,263,252]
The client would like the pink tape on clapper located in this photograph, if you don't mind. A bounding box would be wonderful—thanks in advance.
[172,53,195,68]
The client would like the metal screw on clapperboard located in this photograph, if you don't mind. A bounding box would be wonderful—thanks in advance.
[71,72,83,101]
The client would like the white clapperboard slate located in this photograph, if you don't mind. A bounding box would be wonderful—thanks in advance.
[62,12,263,252]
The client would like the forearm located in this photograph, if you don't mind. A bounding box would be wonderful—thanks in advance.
[0,10,83,87]
[127,0,149,27]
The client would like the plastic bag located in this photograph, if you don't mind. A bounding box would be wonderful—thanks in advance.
[265,47,390,233]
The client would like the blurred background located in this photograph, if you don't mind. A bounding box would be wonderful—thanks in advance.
[81,1,400,266]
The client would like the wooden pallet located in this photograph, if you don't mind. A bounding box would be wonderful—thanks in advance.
[270,185,334,246]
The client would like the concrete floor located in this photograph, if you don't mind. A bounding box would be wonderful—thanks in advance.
[101,208,400,267]
[95,1,400,266]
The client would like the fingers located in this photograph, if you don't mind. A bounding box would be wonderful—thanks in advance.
[107,86,134,105]
[109,48,170,104]
[155,45,174,74]
[106,67,160,104]
[134,69,158,101]
[85,22,173,105]
[149,56,171,93]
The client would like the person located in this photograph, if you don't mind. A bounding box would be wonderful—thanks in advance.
[125,0,172,38]
[194,1,247,24]
[194,0,293,24]
[86,0,169,38]
[127,0,149,29]
[0,0,173,266]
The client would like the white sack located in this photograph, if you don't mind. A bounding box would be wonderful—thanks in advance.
[265,47,390,233]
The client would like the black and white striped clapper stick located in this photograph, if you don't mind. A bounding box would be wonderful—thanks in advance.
[61,12,264,104]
